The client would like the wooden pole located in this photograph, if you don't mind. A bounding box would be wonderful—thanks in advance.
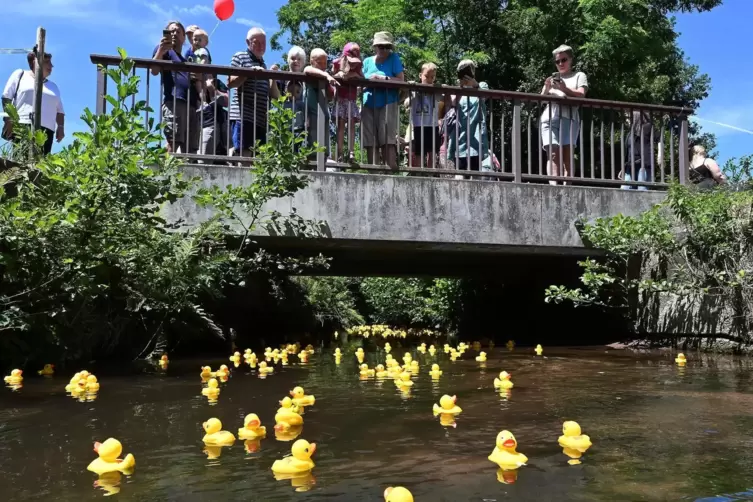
[33,27,46,131]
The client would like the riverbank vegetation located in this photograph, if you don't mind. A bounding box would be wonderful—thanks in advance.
[0,53,326,367]
[545,169,753,348]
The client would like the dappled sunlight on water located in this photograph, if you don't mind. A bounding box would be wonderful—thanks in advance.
[2,347,753,500]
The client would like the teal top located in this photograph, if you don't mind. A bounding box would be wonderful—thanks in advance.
[447,81,491,163]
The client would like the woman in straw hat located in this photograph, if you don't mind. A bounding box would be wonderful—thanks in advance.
[361,31,405,170]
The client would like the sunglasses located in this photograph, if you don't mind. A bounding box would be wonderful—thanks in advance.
[375,44,391,50]
[555,58,569,65]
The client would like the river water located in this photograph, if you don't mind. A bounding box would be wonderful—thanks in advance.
[2,346,753,501]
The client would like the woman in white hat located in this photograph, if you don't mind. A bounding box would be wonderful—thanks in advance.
[540,44,588,185]
[361,31,405,170]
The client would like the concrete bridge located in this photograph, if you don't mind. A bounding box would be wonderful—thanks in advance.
[165,165,664,276]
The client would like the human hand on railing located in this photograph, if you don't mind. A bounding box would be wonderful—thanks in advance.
[270,64,280,71]
[368,74,387,81]
[327,74,340,87]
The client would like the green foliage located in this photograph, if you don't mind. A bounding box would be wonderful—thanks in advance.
[359,277,459,331]
[0,50,325,366]
[723,154,753,185]
[274,0,717,111]
[293,276,365,328]
[546,183,753,341]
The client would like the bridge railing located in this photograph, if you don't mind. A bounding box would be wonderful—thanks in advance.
[91,54,690,188]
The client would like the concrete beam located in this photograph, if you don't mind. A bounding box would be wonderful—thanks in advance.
[164,166,665,254]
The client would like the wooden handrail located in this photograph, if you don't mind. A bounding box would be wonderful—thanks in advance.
[90,54,691,116]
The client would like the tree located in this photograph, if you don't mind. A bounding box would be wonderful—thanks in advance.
[0,50,326,366]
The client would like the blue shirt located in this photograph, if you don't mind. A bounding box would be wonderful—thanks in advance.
[152,45,194,104]
[362,53,404,108]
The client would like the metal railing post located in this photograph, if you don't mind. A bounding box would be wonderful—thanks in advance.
[512,101,522,183]
[33,27,46,131]
[315,79,327,171]
[95,67,106,115]
[678,116,689,185]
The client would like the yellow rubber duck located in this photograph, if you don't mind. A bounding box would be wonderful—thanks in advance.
[202,418,236,446]
[676,353,687,365]
[558,421,592,451]
[298,350,309,363]
[410,360,419,373]
[202,378,220,399]
[535,344,543,356]
[395,371,413,388]
[384,342,392,354]
[65,372,82,392]
[229,351,242,365]
[275,397,304,430]
[443,344,451,354]
[87,438,136,475]
[494,371,514,390]
[264,347,273,358]
[85,374,100,392]
[334,348,342,357]
[359,364,375,378]
[384,486,414,502]
[506,340,515,351]
[258,361,274,374]
[476,351,487,362]
[429,364,443,378]
[38,364,55,376]
[246,352,257,368]
[238,413,267,440]
[215,364,230,379]
[271,439,316,475]
[290,386,316,406]
[334,354,342,365]
[159,355,169,369]
[402,352,412,364]
[417,343,427,354]
[428,345,436,356]
[4,369,23,385]
[433,394,462,415]
[375,364,388,378]
[200,366,213,379]
[488,430,527,470]
[305,344,315,355]
[450,350,459,361]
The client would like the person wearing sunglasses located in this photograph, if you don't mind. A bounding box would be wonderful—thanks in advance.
[540,44,588,185]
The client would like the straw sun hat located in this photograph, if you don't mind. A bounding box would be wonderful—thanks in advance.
[372,31,395,48]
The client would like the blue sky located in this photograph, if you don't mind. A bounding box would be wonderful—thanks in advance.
[1,0,751,164]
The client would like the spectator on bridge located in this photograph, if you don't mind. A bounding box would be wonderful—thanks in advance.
[227,27,280,157]
[620,110,662,190]
[152,21,201,154]
[446,60,493,178]
[2,47,64,155]
[689,145,726,188]
[190,28,212,65]
[280,46,306,139]
[332,42,363,162]
[185,25,200,61]
[540,44,588,185]
[404,62,442,168]
[304,48,339,164]
[198,77,229,159]
[362,31,404,170]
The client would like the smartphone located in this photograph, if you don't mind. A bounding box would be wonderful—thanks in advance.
[162,29,172,41]
[551,72,562,82]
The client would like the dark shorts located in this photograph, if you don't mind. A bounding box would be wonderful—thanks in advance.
[231,121,267,154]
[162,100,199,153]
[457,156,481,171]
[411,126,440,154]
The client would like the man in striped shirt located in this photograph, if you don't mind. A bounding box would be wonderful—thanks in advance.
[227,27,280,156]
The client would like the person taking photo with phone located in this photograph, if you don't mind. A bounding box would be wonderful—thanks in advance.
[540,44,588,185]
[151,21,200,154]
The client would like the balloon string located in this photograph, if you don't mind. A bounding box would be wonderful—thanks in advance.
[209,20,221,38]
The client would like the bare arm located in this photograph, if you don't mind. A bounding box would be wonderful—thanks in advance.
[269,79,281,99]
[151,38,171,76]
[706,158,726,184]
[303,66,340,87]
[228,75,246,89]
[563,86,587,98]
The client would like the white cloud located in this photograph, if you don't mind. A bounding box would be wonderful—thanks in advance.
[236,18,264,29]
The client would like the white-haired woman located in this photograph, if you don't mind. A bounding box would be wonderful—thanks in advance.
[279,46,307,136]
[690,145,725,187]
[540,44,588,185]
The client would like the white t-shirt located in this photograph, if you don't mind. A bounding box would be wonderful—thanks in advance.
[410,91,441,127]
[541,71,588,122]
[2,69,64,131]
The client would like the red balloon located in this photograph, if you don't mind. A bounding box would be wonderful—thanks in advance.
[213,0,235,21]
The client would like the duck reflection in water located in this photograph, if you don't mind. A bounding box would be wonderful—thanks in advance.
[273,471,316,492]
[497,468,518,484]
[203,445,226,460]
[93,471,123,496]
[438,413,457,428]
[244,439,262,454]
[274,424,303,442]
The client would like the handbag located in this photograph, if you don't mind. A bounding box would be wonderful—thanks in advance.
[1,70,25,141]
